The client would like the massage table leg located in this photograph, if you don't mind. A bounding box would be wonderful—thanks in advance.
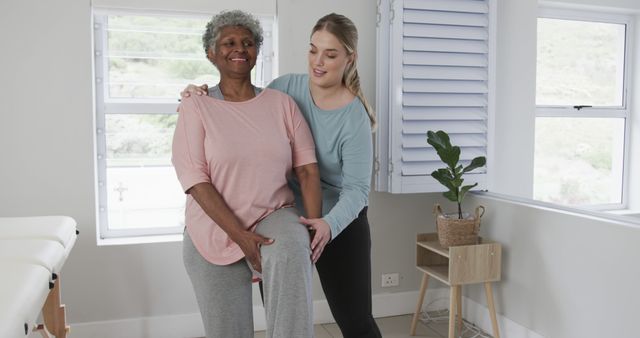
[34,278,69,338]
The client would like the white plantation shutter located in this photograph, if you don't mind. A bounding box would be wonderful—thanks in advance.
[375,0,495,193]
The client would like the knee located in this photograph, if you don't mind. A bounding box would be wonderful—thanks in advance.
[262,230,311,264]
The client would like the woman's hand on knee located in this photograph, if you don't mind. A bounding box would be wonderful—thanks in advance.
[235,231,274,273]
[299,216,331,263]
[180,84,208,98]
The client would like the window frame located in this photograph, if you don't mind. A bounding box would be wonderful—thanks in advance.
[535,7,634,211]
[92,8,275,241]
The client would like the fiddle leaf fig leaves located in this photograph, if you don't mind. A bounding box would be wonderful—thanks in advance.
[427,130,487,218]
[427,130,460,170]
[463,157,487,173]
[459,183,479,203]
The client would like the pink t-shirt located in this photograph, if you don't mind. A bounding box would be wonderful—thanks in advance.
[172,89,317,265]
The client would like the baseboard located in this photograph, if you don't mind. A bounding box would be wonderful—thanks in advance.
[60,312,205,338]
[310,288,449,326]
[462,296,545,338]
[65,288,542,338]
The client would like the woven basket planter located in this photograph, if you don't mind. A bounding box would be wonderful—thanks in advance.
[434,204,485,248]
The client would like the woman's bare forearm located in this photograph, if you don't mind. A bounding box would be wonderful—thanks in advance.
[294,163,322,218]
[188,182,273,272]
[188,182,246,239]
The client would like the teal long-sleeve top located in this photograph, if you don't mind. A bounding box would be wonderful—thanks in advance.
[268,73,373,239]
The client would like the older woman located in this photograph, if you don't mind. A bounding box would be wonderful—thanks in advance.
[183,13,382,337]
[171,10,321,338]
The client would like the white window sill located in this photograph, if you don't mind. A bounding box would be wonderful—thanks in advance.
[97,233,183,246]
[474,192,640,228]
[607,209,640,217]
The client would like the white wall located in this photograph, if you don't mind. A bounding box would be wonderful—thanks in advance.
[490,0,538,199]
[545,0,640,10]
[482,2,640,336]
[2,0,640,336]
[629,13,640,211]
[481,0,640,336]
[0,0,443,331]
[464,193,640,338]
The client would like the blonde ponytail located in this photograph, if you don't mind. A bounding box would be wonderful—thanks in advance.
[344,61,377,131]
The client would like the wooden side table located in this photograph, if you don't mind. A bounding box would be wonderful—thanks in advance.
[410,233,502,338]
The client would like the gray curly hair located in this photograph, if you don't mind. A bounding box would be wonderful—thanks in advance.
[202,10,264,55]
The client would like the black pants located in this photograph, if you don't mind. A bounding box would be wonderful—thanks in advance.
[316,207,382,338]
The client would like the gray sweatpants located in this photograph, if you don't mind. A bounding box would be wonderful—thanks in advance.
[183,207,313,338]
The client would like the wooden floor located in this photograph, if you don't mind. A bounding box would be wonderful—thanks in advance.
[252,314,488,338]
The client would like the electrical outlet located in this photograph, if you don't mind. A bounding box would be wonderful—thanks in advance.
[381,273,400,287]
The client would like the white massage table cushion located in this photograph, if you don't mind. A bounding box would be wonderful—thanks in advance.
[62,233,77,259]
[0,305,25,338]
[0,216,77,249]
[0,239,66,274]
[0,262,51,338]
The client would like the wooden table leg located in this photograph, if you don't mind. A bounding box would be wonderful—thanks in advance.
[484,282,500,338]
[43,278,69,338]
[410,273,430,335]
[456,285,462,332]
[448,286,457,338]
[35,324,50,338]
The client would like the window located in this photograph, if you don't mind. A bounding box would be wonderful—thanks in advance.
[93,9,275,240]
[534,8,632,208]
[375,0,495,193]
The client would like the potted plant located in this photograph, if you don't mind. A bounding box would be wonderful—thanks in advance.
[427,130,486,247]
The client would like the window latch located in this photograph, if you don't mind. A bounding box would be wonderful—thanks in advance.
[573,105,592,110]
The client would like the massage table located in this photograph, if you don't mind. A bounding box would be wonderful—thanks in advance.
[0,216,78,338]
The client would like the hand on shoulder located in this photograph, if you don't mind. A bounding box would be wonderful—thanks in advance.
[181,84,208,98]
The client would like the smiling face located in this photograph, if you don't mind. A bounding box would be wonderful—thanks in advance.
[308,29,354,89]
[208,26,257,79]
